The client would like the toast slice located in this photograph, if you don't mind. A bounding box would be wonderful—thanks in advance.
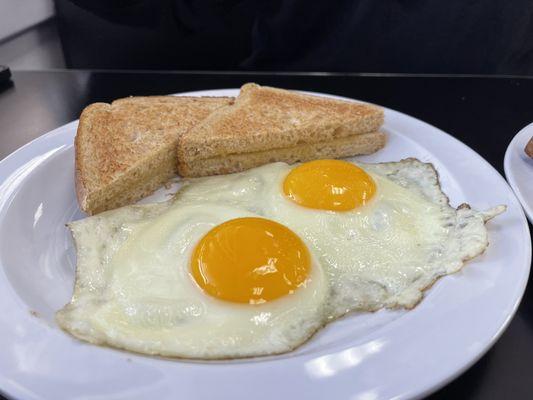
[178,131,386,177]
[177,83,384,176]
[76,96,233,215]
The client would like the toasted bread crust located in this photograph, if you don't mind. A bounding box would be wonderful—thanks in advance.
[178,83,384,163]
[177,131,386,177]
[75,103,109,213]
[75,96,233,214]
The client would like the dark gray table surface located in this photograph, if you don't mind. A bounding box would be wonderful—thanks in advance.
[0,70,532,399]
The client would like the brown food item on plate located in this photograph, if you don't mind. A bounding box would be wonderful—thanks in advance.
[75,96,233,215]
[525,137,533,157]
[178,131,386,177]
[177,83,385,177]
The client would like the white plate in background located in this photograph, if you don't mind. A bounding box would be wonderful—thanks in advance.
[504,122,533,223]
[0,89,530,400]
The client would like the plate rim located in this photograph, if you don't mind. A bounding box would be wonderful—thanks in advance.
[0,88,530,400]
[504,122,533,223]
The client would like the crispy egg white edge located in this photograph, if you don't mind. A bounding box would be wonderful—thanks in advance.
[348,159,505,309]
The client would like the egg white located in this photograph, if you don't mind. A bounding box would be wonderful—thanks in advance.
[58,159,503,358]
[175,159,504,316]
[57,203,328,359]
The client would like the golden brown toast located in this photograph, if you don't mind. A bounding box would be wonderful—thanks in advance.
[178,131,386,177]
[177,83,384,176]
[75,96,233,214]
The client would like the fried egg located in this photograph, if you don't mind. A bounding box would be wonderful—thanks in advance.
[58,205,328,358]
[176,159,503,315]
[57,159,504,358]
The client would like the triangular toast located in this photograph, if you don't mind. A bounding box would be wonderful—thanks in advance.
[75,96,232,214]
[177,83,384,177]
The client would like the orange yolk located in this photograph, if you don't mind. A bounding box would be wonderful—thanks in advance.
[283,159,376,211]
[190,217,311,304]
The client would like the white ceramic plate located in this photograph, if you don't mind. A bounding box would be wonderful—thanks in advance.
[0,89,530,400]
[504,122,533,223]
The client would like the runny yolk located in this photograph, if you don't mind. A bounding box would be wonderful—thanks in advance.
[283,159,376,211]
[190,217,311,304]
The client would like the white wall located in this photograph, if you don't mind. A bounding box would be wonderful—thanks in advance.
[0,0,55,41]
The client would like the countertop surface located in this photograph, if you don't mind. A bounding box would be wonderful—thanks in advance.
[1,70,532,399]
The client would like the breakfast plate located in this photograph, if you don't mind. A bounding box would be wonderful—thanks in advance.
[0,89,530,400]
[504,122,533,223]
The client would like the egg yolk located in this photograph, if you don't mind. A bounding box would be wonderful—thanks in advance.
[283,159,376,211]
[190,217,311,304]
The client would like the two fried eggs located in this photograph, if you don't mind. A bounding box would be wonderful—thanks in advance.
[57,159,503,359]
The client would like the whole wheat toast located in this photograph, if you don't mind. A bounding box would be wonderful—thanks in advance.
[177,83,384,176]
[75,96,233,215]
[178,131,386,177]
